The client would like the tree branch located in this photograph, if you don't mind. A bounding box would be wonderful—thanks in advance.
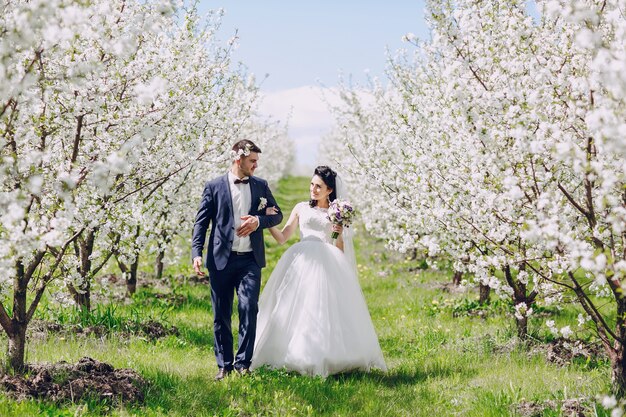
[25,228,85,322]
[557,182,589,218]
[70,114,85,165]
[569,271,621,345]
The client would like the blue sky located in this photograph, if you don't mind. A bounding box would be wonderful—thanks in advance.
[197,1,428,169]
[200,1,428,90]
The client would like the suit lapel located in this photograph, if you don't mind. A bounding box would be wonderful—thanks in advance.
[222,174,233,218]
[248,177,258,215]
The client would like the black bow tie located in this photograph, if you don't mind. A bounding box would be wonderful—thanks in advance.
[234,178,249,184]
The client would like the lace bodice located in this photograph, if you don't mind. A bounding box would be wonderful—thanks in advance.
[297,202,333,244]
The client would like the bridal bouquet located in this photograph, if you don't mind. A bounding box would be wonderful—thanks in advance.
[327,199,355,239]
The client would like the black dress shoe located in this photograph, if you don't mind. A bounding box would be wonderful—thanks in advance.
[235,367,251,376]
[214,368,231,381]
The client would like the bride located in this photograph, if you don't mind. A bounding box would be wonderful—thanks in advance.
[250,166,387,377]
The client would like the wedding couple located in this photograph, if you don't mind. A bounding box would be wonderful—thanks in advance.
[192,140,386,381]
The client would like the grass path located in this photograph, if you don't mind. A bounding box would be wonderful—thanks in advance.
[0,176,610,416]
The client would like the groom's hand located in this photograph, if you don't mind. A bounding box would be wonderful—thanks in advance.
[237,215,259,237]
[193,256,205,276]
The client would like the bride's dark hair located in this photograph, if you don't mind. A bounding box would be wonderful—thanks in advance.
[309,166,337,208]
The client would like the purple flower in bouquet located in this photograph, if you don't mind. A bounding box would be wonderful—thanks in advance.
[327,199,355,239]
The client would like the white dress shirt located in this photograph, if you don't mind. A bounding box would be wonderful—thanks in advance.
[228,172,253,252]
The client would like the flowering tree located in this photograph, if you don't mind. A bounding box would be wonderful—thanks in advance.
[52,3,263,309]
[328,0,626,394]
[0,0,270,370]
[526,0,626,395]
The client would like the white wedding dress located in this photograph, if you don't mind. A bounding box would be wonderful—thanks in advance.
[251,202,387,377]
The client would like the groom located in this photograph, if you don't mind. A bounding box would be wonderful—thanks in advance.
[192,140,283,380]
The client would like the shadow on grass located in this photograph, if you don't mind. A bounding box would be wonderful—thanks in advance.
[330,364,471,387]
[135,363,470,416]
[252,361,470,388]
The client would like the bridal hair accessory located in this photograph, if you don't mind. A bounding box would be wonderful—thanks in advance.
[258,197,267,211]
[231,143,253,160]
[327,199,355,239]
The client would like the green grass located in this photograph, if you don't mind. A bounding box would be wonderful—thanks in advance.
[0,176,611,416]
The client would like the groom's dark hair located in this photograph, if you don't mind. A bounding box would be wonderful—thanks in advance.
[310,166,337,208]
[232,139,262,155]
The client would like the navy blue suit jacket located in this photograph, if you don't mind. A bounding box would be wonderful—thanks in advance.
[192,174,283,271]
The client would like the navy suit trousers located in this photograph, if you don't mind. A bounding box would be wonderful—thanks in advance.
[209,252,261,371]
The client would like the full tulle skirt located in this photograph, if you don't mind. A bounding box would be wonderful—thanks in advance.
[251,238,387,377]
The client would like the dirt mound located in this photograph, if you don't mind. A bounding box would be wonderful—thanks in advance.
[140,320,179,339]
[0,357,146,404]
[516,397,591,416]
[530,338,605,366]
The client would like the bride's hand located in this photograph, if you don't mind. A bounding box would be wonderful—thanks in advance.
[332,224,343,235]
[265,206,279,215]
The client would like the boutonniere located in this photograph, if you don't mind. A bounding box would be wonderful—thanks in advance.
[257,197,267,211]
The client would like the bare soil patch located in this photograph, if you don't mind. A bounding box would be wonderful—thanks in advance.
[516,397,592,417]
[529,338,606,366]
[0,357,146,404]
[140,320,179,339]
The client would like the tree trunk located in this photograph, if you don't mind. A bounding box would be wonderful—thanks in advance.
[9,269,27,371]
[516,316,528,340]
[503,265,537,341]
[126,277,137,295]
[155,248,165,281]
[8,263,29,372]
[7,325,27,372]
[479,283,490,304]
[72,290,91,312]
[611,299,626,398]
[452,271,462,286]
[611,348,626,398]
[126,255,139,296]
[118,254,139,296]
[68,229,96,311]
